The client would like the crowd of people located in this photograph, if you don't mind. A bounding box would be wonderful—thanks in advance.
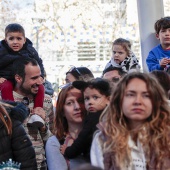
[0,16,170,170]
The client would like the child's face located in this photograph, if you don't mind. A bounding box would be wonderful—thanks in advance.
[84,87,109,113]
[122,78,152,130]
[156,28,170,49]
[5,32,26,51]
[112,44,128,64]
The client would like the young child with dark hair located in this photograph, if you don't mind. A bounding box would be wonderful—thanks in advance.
[60,78,111,160]
[146,16,170,72]
[105,38,140,73]
[0,23,45,127]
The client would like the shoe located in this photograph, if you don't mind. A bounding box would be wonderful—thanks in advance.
[27,115,45,128]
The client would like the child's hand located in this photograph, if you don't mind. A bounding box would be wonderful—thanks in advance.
[33,107,46,120]
[60,144,67,155]
[159,58,170,68]
[0,78,7,84]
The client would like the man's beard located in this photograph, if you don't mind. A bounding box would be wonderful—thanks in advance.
[20,82,37,97]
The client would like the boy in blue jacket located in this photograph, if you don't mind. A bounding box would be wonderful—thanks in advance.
[146,16,170,72]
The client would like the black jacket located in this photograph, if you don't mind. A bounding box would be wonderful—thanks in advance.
[0,38,44,80]
[0,102,37,169]
[64,110,103,159]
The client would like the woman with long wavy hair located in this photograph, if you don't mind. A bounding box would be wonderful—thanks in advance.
[91,72,170,170]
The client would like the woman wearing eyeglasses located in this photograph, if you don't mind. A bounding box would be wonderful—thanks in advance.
[45,84,90,170]
[65,66,94,83]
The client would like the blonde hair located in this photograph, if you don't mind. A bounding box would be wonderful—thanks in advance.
[100,72,170,169]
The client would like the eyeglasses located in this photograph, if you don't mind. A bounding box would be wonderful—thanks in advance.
[67,66,82,76]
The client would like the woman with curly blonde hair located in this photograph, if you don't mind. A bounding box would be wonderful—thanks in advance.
[90,72,170,170]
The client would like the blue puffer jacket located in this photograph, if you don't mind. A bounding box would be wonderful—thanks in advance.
[0,102,37,169]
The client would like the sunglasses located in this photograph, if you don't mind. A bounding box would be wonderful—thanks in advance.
[67,66,82,76]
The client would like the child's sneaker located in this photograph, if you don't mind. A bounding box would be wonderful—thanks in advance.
[27,114,45,128]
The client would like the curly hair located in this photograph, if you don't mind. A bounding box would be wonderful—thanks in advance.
[100,72,170,169]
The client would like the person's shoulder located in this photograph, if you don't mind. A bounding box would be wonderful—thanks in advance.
[0,40,8,52]
[25,38,38,53]
[0,40,5,47]
[0,40,3,47]
[43,94,53,108]
[47,135,60,144]
[149,44,162,52]
[11,119,26,135]
[11,118,22,126]
[44,94,53,101]
[25,38,33,46]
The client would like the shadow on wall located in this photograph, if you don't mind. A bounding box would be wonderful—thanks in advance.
[141,32,160,72]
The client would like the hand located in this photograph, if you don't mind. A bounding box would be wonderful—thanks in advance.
[32,107,46,120]
[159,58,170,68]
[60,144,67,155]
[0,78,7,84]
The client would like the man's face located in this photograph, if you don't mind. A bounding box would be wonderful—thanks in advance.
[17,64,43,96]
[103,70,121,83]
[65,73,77,84]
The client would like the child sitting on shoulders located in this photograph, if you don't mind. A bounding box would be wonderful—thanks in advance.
[105,38,140,73]
[0,23,45,128]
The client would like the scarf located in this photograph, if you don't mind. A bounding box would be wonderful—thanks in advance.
[105,52,141,73]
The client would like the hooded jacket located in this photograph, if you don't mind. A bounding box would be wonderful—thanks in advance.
[0,38,44,80]
[0,102,37,169]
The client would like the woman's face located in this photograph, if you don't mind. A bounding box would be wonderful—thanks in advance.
[122,78,152,129]
[65,73,77,83]
[112,44,128,64]
[63,88,85,125]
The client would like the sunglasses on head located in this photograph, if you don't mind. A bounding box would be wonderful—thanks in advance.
[67,66,82,76]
